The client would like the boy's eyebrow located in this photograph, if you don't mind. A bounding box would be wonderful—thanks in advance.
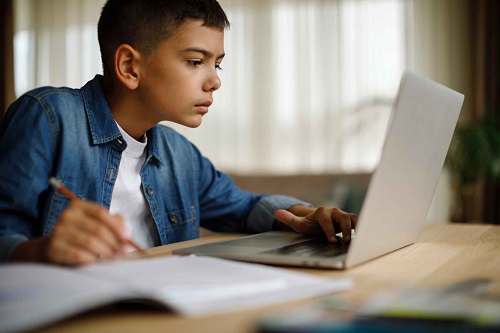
[183,47,225,59]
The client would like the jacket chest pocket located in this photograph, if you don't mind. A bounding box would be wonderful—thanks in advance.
[167,205,196,226]
[165,205,198,243]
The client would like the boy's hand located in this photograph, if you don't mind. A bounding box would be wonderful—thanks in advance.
[43,200,129,265]
[275,205,357,243]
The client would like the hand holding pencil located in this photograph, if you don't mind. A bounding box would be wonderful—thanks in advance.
[45,177,143,265]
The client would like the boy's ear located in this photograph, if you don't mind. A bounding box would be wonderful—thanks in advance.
[114,44,141,90]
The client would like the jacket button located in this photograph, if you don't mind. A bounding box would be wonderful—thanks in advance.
[147,187,153,195]
[170,214,179,223]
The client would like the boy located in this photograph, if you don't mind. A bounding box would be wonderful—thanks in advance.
[0,0,356,265]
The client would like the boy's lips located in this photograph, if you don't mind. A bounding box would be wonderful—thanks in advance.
[194,100,212,113]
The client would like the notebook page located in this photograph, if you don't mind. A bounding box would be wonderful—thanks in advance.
[80,255,353,315]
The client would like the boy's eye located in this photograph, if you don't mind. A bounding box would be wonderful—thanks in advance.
[188,60,223,71]
[188,60,202,67]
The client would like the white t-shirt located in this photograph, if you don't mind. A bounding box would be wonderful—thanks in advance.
[109,123,160,249]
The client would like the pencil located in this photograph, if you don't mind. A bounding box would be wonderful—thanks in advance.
[49,177,144,253]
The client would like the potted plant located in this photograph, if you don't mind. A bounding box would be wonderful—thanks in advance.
[445,117,500,222]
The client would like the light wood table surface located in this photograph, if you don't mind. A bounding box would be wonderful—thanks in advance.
[40,223,500,333]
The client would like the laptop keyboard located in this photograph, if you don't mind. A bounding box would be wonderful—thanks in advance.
[261,236,350,257]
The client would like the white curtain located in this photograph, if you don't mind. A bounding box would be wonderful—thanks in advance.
[13,0,408,174]
[13,0,105,95]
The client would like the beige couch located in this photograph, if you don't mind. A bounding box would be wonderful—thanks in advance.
[229,173,371,215]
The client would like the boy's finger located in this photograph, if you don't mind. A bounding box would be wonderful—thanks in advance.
[274,209,301,228]
[61,201,127,253]
[331,209,353,242]
[79,201,129,244]
[55,220,121,258]
[68,230,118,259]
[72,214,125,253]
[339,215,352,241]
[46,237,97,265]
[313,207,337,243]
[348,213,358,229]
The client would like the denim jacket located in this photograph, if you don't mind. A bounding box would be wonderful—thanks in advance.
[0,75,309,261]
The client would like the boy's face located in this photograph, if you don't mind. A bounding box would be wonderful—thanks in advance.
[137,19,225,128]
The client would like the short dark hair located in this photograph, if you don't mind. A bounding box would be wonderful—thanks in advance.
[97,0,230,76]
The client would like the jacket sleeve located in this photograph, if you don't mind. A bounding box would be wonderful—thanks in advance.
[193,145,311,233]
[245,195,312,233]
[0,95,56,261]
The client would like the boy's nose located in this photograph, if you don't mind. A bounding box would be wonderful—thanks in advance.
[204,72,221,92]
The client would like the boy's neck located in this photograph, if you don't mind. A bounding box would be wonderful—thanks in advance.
[102,76,156,141]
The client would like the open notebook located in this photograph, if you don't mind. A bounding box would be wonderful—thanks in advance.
[0,255,351,333]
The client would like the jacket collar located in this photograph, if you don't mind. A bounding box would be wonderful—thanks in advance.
[81,75,164,165]
[81,75,121,145]
[146,126,165,166]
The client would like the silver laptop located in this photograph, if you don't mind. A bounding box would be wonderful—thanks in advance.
[174,72,464,269]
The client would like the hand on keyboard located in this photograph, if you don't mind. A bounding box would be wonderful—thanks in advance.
[274,205,357,243]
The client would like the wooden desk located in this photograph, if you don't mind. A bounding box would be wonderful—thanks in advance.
[40,223,500,333]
